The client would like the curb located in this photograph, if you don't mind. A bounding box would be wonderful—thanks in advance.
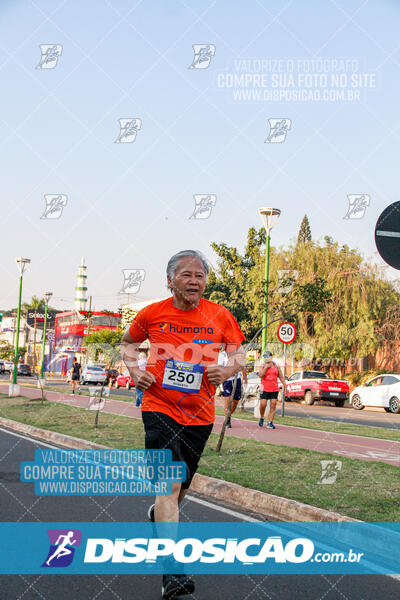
[190,474,358,522]
[0,417,109,449]
[0,417,358,523]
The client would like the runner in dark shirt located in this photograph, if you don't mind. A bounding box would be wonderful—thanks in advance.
[69,357,81,394]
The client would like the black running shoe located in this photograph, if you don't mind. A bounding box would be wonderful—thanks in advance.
[226,417,232,428]
[147,503,155,522]
[162,574,195,599]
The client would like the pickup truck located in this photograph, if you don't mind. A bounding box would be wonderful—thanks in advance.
[285,370,349,407]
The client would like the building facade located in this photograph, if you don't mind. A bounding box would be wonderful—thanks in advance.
[51,310,121,374]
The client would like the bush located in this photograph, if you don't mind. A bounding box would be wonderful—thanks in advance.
[346,368,387,387]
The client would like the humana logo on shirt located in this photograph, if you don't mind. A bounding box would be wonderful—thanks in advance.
[163,324,214,334]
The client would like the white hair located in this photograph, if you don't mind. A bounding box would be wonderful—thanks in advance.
[166,250,210,284]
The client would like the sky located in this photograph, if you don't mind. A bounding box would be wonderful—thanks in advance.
[1,0,400,313]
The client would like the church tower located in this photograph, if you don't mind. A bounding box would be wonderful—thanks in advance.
[74,256,88,311]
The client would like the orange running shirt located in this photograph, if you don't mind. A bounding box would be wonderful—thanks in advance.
[128,297,245,425]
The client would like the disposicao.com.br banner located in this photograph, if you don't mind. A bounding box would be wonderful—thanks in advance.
[0,522,398,575]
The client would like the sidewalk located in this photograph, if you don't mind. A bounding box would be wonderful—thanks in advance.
[1,384,399,467]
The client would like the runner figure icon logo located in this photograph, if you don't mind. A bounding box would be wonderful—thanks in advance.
[188,44,216,69]
[42,529,82,567]
[36,44,63,69]
[41,194,68,220]
[119,269,146,294]
[189,195,217,220]
[265,119,291,143]
[115,118,142,143]
[318,460,342,485]
[343,194,370,219]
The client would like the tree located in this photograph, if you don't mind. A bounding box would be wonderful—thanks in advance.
[204,228,266,340]
[205,228,400,368]
[0,341,14,360]
[297,215,312,244]
[83,328,123,366]
[0,343,27,361]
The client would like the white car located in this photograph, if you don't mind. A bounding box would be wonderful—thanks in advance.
[79,365,107,385]
[350,374,400,413]
[243,372,261,396]
[2,360,14,374]
[243,372,284,399]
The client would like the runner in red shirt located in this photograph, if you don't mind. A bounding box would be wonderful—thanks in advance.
[121,250,245,599]
[258,350,286,429]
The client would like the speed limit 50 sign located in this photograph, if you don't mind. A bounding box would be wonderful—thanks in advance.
[277,322,297,344]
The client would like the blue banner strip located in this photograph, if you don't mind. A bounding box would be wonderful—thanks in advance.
[0,522,399,574]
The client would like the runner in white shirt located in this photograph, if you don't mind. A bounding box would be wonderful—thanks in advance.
[218,348,247,428]
[135,350,147,407]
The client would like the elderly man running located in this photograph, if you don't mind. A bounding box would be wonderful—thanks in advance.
[121,249,245,599]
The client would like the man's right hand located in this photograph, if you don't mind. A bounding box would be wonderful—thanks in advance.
[132,369,156,391]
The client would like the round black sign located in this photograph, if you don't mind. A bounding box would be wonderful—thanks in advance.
[375,201,400,270]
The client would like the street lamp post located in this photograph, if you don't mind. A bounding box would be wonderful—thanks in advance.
[40,292,52,379]
[10,258,31,395]
[258,208,281,355]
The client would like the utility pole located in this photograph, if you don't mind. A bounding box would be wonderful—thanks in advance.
[33,310,37,369]
[87,296,92,336]
[86,296,92,365]
[258,208,281,355]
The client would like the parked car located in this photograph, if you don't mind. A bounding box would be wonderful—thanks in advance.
[350,374,400,413]
[285,370,349,407]
[105,368,119,385]
[3,360,14,374]
[0,360,4,374]
[243,371,262,397]
[115,371,135,390]
[17,364,32,376]
[80,365,107,385]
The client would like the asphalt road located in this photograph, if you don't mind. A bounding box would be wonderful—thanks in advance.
[0,428,399,600]
[275,399,400,429]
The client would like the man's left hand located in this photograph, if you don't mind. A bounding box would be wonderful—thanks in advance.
[206,364,231,385]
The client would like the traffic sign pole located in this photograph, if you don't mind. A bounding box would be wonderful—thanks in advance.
[277,322,297,344]
[277,322,297,418]
[282,343,287,417]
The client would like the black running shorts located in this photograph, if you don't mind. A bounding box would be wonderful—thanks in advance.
[260,390,279,400]
[142,411,213,489]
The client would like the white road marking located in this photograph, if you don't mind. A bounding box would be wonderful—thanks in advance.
[0,427,59,448]
[376,230,400,238]
[186,495,260,522]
